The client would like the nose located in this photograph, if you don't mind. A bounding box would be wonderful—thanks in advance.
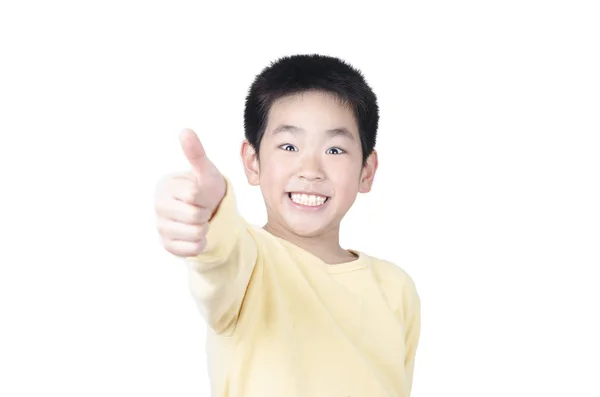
[297,152,325,181]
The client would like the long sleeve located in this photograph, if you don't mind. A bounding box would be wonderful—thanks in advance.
[402,276,421,395]
[185,178,258,336]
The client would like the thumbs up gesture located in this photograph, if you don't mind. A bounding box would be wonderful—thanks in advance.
[155,129,227,257]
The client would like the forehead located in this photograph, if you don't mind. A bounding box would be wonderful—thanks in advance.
[265,91,359,139]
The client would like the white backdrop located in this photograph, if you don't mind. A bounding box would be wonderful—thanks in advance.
[1,1,599,396]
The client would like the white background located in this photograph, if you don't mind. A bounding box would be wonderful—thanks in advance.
[1,1,599,396]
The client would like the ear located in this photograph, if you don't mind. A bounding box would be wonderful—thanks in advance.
[240,139,260,186]
[359,149,378,193]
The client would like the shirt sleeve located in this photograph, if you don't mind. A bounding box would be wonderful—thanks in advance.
[402,275,421,395]
[184,178,259,336]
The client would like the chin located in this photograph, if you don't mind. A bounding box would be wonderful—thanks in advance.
[287,224,326,238]
[280,215,336,238]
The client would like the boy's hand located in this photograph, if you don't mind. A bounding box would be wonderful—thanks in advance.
[155,128,227,257]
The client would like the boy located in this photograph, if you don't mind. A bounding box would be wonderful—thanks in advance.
[154,54,421,397]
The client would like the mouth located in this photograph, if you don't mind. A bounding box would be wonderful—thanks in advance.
[287,192,330,207]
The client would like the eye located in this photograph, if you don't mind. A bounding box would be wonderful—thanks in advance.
[326,147,345,155]
[280,144,298,152]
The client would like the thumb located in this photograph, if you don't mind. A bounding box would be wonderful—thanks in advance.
[179,128,210,175]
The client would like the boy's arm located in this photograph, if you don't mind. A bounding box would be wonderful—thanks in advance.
[155,129,259,336]
[184,178,258,335]
[402,276,421,394]
[371,261,421,394]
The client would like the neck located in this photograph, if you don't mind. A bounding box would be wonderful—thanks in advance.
[262,221,356,265]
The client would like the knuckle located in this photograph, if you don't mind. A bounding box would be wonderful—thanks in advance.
[194,224,207,240]
[161,238,206,257]
[179,180,195,198]
[196,176,217,194]
[190,207,204,223]
[192,240,207,255]
[180,183,201,205]
[162,238,177,254]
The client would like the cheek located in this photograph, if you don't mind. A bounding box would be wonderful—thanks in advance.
[329,161,362,194]
[259,157,289,190]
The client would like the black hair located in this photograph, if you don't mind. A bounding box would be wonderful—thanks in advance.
[243,54,379,165]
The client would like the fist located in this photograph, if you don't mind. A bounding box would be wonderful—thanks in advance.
[155,129,227,257]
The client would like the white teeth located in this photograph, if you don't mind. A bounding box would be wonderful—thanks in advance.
[290,193,327,206]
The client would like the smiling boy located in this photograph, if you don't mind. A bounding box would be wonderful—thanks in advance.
[154,54,421,397]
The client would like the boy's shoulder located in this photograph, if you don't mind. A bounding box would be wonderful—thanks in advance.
[366,253,416,288]
[363,252,420,319]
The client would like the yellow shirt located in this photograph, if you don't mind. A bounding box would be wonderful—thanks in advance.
[186,180,421,397]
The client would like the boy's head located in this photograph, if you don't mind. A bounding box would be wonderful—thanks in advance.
[241,54,379,238]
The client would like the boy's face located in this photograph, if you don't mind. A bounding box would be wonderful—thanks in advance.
[241,90,377,237]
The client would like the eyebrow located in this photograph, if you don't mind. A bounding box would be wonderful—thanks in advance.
[272,124,355,141]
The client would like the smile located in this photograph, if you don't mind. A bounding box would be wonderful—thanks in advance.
[287,192,329,207]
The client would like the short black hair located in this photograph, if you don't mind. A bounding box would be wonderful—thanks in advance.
[244,54,379,165]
